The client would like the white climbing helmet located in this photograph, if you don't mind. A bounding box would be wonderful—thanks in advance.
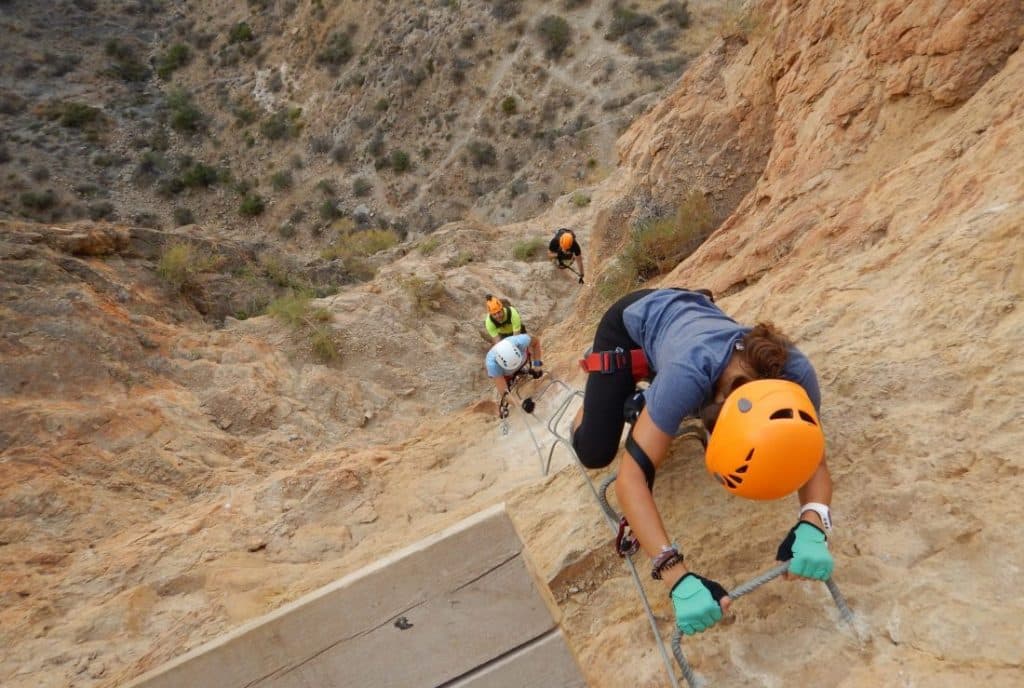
[493,338,526,373]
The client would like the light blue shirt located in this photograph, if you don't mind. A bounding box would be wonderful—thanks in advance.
[622,290,821,435]
[485,333,532,377]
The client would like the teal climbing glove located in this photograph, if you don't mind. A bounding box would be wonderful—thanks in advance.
[776,521,834,580]
[670,573,728,636]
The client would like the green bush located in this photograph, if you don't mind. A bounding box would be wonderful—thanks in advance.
[271,170,293,190]
[20,189,57,211]
[229,22,254,43]
[172,207,195,226]
[418,236,440,255]
[156,43,191,79]
[317,32,354,68]
[596,190,714,302]
[266,290,313,328]
[389,149,411,173]
[348,228,398,256]
[157,242,221,291]
[572,191,591,207]
[319,199,342,221]
[104,39,149,82]
[352,177,372,197]
[659,1,691,28]
[310,326,339,362]
[239,193,265,216]
[261,108,302,141]
[536,15,571,58]
[466,140,497,168]
[54,102,102,128]
[605,5,657,41]
[166,89,203,133]
[181,161,219,188]
[500,95,517,115]
[512,237,546,260]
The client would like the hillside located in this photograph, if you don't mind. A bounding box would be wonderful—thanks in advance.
[2,1,1023,687]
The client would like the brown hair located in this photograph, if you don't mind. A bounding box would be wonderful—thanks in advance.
[741,322,792,378]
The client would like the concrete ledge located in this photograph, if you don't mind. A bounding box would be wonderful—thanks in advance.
[126,504,586,688]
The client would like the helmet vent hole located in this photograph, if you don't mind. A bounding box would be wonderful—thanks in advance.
[735,464,748,474]
[798,410,817,425]
[770,409,794,420]
[728,474,744,484]
[744,448,754,462]
[723,476,738,488]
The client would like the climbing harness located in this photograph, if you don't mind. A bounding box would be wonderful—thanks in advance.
[520,379,856,687]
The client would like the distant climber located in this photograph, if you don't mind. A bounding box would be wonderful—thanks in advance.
[573,288,834,637]
[548,228,585,283]
[484,294,527,342]
[486,334,543,418]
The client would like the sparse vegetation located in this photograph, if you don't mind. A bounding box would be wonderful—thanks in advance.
[310,326,339,362]
[500,95,517,115]
[402,275,446,313]
[418,236,441,255]
[157,242,221,291]
[261,108,303,141]
[512,237,546,260]
[320,228,399,261]
[572,191,591,207]
[596,191,714,301]
[267,289,314,328]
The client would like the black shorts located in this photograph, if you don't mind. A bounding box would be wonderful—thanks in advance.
[572,289,655,468]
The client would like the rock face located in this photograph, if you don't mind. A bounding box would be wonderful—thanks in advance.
[1,2,1023,688]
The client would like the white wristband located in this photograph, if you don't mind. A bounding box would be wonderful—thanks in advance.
[799,503,832,532]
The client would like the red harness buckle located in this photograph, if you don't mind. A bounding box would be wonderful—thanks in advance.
[578,347,650,380]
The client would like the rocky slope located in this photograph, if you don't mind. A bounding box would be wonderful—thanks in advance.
[1,1,1023,687]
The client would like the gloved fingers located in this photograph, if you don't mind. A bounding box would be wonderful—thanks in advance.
[680,622,698,636]
[814,564,833,580]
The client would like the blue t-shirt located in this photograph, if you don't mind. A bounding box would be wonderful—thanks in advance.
[622,290,821,436]
[485,333,532,378]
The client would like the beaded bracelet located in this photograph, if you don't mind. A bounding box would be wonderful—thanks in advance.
[651,548,685,580]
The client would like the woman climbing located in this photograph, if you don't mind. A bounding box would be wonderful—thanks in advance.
[574,288,834,636]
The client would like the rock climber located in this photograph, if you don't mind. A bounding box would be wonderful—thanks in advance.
[486,334,543,418]
[484,294,527,343]
[548,228,585,283]
[573,288,834,636]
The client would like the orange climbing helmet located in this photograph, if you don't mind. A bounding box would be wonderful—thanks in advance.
[558,230,575,252]
[486,295,504,316]
[704,379,824,500]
